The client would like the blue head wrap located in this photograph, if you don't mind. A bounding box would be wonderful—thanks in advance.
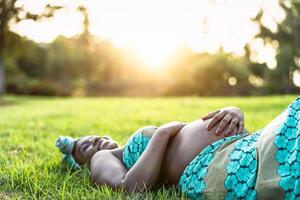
[55,136,81,170]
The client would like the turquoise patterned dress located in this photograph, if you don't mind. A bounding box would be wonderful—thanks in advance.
[122,97,300,200]
[122,126,153,170]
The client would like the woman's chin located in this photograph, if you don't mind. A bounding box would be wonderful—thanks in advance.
[107,142,118,149]
[110,143,119,149]
[99,142,118,150]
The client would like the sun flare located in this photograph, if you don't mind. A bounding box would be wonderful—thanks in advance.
[11,0,285,69]
[132,39,180,68]
[136,46,171,68]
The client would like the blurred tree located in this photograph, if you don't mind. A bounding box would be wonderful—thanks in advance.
[165,47,252,96]
[4,31,55,95]
[77,5,90,46]
[0,0,62,94]
[252,0,300,94]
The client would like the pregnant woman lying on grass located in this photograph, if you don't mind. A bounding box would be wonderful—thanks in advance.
[56,97,300,200]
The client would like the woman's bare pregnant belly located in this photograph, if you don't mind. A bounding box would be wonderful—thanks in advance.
[159,119,238,185]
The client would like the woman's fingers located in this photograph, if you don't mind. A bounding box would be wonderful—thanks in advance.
[237,121,244,134]
[225,117,239,136]
[215,114,234,135]
[232,127,238,136]
[206,111,226,130]
[202,110,220,120]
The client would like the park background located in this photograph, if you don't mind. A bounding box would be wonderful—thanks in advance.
[0,0,299,96]
[0,0,300,199]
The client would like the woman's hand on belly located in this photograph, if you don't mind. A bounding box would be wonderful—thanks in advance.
[160,118,240,185]
[202,106,244,136]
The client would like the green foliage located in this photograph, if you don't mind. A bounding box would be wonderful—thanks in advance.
[165,48,253,96]
[2,0,300,96]
[0,95,296,199]
[3,32,167,96]
[251,0,300,94]
[0,0,63,94]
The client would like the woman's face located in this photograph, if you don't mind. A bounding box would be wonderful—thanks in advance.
[72,135,118,165]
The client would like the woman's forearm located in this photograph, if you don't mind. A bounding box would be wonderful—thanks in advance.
[90,122,185,192]
[121,130,171,192]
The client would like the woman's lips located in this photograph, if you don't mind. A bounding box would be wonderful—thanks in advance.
[100,140,109,149]
[99,140,117,150]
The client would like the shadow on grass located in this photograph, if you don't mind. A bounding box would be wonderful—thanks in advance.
[0,95,28,107]
[0,99,17,107]
[0,95,41,107]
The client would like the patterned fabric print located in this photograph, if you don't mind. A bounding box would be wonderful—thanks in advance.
[274,97,300,200]
[179,133,247,200]
[122,131,151,170]
[224,131,262,200]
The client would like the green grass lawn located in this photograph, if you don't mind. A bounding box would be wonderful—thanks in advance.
[0,95,298,199]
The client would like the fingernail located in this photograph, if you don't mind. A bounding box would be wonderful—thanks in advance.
[226,132,230,136]
[206,125,210,130]
[215,129,220,135]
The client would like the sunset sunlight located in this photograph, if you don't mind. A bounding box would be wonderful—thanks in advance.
[11,0,285,68]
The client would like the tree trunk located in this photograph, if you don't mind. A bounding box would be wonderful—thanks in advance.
[0,59,5,94]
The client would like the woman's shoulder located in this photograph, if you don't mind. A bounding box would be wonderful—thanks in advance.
[91,148,123,163]
[132,125,157,138]
[124,125,157,146]
[90,149,127,188]
[125,125,157,150]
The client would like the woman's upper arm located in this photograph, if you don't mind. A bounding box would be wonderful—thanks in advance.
[90,150,127,189]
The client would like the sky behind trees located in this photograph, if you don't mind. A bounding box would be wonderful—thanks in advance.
[11,0,284,68]
[2,0,299,96]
